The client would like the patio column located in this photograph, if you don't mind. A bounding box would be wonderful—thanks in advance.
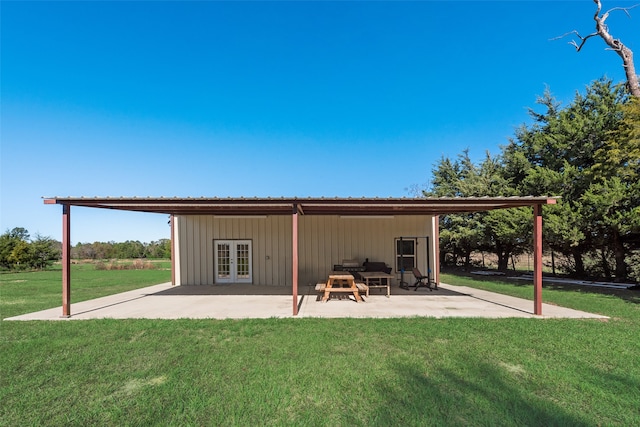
[434,215,440,286]
[170,214,176,286]
[292,204,299,315]
[533,204,543,315]
[62,204,71,317]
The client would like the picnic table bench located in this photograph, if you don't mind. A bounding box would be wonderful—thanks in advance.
[316,273,366,302]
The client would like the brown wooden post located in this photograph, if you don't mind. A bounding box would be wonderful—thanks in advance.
[169,215,176,286]
[533,204,543,315]
[292,204,299,315]
[170,215,176,286]
[434,215,440,286]
[62,204,71,317]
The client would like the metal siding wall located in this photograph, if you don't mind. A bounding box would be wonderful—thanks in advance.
[176,214,433,287]
[177,215,294,286]
[297,215,433,286]
[174,216,182,285]
[187,216,196,284]
[205,215,214,284]
[199,216,208,284]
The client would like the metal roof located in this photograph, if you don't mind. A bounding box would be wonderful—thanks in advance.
[43,196,558,216]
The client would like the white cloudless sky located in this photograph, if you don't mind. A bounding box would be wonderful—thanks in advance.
[1,1,637,243]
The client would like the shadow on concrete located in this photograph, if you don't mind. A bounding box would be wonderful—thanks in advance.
[150,283,467,297]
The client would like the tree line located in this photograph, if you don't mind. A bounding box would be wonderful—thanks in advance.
[72,239,171,260]
[0,227,171,271]
[0,228,61,271]
[426,78,639,282]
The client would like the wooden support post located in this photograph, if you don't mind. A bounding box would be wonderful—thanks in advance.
[170,215,176,286]
[292,204,299,315]
[62,204,71,317]
[533,204,543,315]
[434,215,440,287]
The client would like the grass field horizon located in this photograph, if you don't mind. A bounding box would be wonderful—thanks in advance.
[1,265,639,425]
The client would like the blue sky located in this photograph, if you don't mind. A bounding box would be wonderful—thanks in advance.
[1,1,637,244]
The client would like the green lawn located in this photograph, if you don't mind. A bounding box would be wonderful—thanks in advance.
[1,267,639,426]
[0,262,171,319]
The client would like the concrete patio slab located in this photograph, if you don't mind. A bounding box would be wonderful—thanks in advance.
[5,282,608,321]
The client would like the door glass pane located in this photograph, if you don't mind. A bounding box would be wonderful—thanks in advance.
[217,243,230,278]
[236,243,250,279]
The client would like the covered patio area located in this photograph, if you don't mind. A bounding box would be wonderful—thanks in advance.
[44,196,559,318]
[6,281,607,321]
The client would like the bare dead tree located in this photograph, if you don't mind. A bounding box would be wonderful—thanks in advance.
[554,0,640,98]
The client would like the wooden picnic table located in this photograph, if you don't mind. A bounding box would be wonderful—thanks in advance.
[321,272,363,302]
[358,271,394,298]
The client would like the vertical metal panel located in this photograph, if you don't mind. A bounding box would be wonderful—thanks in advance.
[264,218,274,285]
[205,215,213,285]
[172,215,177,284]
[182,216,189,284]
[187,216,196,284]
[258,219,265,283]
[324,217,334,273]
[199,216,207,284]
[281,215,292,286]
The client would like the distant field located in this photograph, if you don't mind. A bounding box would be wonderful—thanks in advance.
[0,262,171,319]
[1,268,639,426]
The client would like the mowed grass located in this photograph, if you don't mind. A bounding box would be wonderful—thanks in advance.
[1,267,639,426]
[0,261,171,319]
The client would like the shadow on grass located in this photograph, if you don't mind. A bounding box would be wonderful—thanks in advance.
[371,361,591,426]
[539,282,640,305]
[444,269,640,305]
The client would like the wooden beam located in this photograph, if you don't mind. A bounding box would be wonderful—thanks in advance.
[533,204,543,315]
[292,205,299,315]
[62,204,71,317]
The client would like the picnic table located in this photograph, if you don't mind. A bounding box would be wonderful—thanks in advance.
[320,272,364,302]
[358,271,394,298]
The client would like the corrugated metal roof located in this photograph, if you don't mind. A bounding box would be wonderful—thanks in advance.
[43,196,558,216]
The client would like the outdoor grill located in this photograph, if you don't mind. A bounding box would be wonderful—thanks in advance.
[333,259,366,274]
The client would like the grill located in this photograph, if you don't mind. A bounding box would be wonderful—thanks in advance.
[334,260,366,274]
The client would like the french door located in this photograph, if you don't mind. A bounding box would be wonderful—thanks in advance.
[214,240,252,283]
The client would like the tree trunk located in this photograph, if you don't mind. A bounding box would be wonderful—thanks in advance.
[572,248,586,277]
[594,0,640,98]
[496,246,510,271]
[463,250,472,271]
[600,247,612,280]
[612,229,628,281]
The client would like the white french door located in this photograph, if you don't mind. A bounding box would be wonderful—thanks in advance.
[214,240,252,284]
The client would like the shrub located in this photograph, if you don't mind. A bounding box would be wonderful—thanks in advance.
[93,259,156,271]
